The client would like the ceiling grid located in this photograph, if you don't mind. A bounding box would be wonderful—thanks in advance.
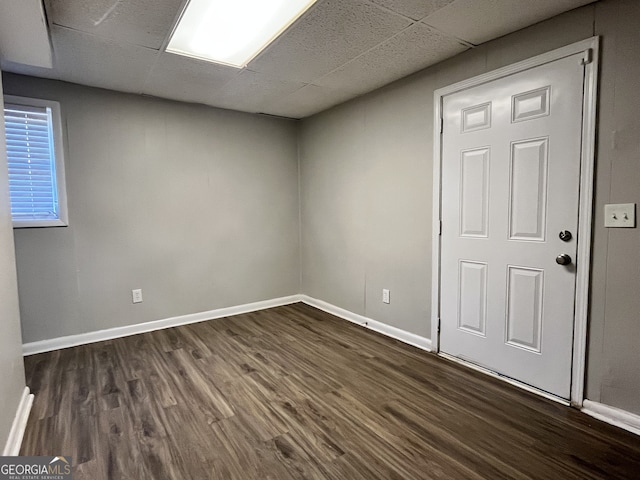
[0,0,597,119]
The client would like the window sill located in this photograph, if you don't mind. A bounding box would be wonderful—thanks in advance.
[13,219,69,229]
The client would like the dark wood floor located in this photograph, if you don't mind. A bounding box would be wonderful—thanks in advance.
[22,303,640,479]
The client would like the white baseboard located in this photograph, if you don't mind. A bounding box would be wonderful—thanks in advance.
[20,291,640,440]
[2,387,34,456]
[582,399,640,436]
[23,295,303,356]
[299,295,432,352]
[23,294,431,357]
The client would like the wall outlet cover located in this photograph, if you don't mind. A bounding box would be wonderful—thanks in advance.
[132,289,143,303]
[382,289,390,304]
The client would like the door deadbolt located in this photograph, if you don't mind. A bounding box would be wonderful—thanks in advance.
[556,254,572,266]
[559,230,572,242]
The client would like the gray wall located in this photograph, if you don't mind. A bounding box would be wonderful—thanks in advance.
[299,72,434,338]
[3,0,639,418]
[299,4,595,339]
[0,68,27,450]
[3,75,300,344]
[299,0,640,415]
[586,0,640,414]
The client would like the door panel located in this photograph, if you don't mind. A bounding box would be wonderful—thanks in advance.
[458,260,488,336]
[460,148,490,237]
[439,53,585,399]
[508,138,548,241]
[505,266,543,352]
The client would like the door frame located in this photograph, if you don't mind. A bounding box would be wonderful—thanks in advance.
[431,37,600,407]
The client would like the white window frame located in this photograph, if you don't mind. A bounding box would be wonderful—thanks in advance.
[4,95,69,228]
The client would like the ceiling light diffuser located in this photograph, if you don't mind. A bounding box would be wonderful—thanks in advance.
[166,0,318,68]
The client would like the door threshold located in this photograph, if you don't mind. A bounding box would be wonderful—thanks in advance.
[438,352,571,407]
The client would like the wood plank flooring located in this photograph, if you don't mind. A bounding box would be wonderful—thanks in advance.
[21,303,640,479]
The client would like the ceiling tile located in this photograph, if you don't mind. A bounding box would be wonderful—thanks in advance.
[45,0,185,49]
[424,0,597,45]
[261,85,358,119]
[5,0,600,118]
[248,0,411,83]
[143,53,240,106]
[50,26,159,94]
[369,0,456,21]
[210,70,307,114]
[315,23,468,95]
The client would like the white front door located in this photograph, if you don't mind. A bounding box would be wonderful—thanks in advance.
[439,53,586,399]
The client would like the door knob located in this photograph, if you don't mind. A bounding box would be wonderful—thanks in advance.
[556,254,572,266]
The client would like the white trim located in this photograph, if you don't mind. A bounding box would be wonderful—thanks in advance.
[431,78,444,352]
[433,38,599,98]
[582,400,640,437]
[571,37,599,407]
[18,292,640,439]
[300,295,432,352]
[23,295,303,355]
[431,37,600,407]
[2,387,34,456]
[440,353,570,406]
[23,294,433,356]
[4,95,69,228]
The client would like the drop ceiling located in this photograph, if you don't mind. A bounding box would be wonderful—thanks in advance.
[0,0,597,119]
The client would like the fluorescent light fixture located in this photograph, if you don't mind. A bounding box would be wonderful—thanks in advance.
[167,0,318,68]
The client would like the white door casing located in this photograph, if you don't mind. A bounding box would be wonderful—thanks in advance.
[431,38,599,404]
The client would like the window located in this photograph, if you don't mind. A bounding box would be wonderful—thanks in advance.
[3,95,68,227]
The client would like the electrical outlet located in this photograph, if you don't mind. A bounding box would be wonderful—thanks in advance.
[132,289,143,304]
[382,289,390,304]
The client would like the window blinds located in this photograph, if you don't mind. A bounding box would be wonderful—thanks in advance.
[4,103,60,221]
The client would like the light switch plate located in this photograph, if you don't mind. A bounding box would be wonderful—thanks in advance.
[604,203,636,228]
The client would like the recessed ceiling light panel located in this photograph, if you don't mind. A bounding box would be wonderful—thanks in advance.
[166,0,318,68]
